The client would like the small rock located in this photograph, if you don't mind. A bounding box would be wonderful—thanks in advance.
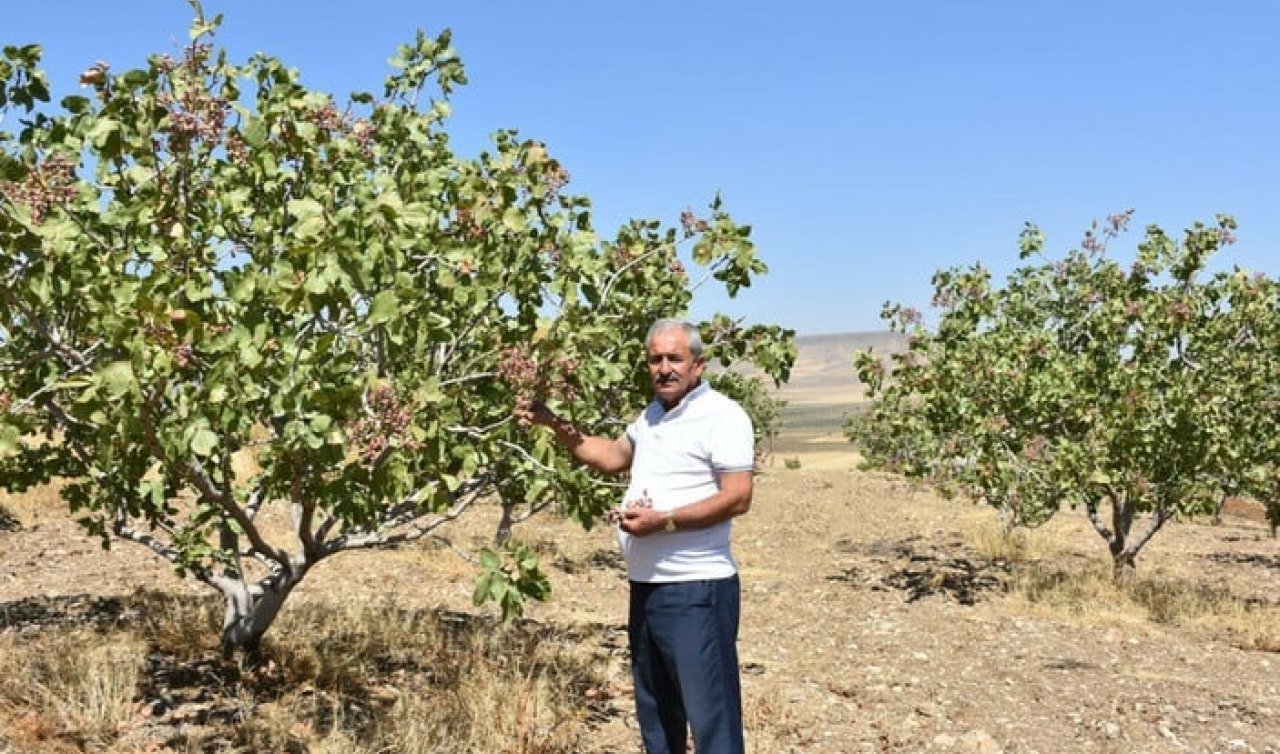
[958,729,1003,754]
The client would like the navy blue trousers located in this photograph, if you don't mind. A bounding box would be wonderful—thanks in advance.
[628,576,744,754]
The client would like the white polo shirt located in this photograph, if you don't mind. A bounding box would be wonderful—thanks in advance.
[619,381,755,583]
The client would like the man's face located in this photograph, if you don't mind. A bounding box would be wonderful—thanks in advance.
[646,328,705,409]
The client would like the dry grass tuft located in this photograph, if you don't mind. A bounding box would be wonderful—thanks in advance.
[243,599,605,753]
[0,592,611,753]
[743,685,809,753]
[0,480,66,528]
[966,521,1054,566]
[0,629,146,751]
[130,591,223,658]
[1010,562,1280,651]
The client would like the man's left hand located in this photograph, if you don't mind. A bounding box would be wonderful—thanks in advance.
[619,506,667,537]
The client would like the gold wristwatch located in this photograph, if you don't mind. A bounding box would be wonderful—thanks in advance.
[664,511,677,532]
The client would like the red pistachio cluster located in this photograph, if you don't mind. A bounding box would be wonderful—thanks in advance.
[454,208,487,243]
[78,60,110,90]
[307,100,344,132]
[499,346,580,426]
[898,307,923,326]
[609,244,636,267]
[150,43,227,147]
[544,164,570,197]
[679,209,710,239]
[1167,301,1194,322]
[1,154,79,223]
[141,321,199,370]
[225,132,249,166]
[158,87,227,146]
[1021,436,1048,462]
[539,243,562,264]
[346,383,421,464]
[350,120,377,159]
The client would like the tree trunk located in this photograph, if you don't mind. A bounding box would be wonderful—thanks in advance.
[212,523,309,663]
[218,576,299,664]
[1110,549,1137,583]
[494,495,516,547]
[1108,495,1135,583]
[1212,491,1229,526]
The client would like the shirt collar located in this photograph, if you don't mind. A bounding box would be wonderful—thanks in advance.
[656,380,709,418]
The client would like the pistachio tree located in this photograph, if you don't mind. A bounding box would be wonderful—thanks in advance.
[0,10,793,654]
[849,212,1278,577]
[1198,268,1280,536]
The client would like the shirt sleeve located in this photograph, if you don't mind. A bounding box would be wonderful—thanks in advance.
[709,401,755,472]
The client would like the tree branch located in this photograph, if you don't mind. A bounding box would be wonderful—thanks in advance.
[600,244,669,303]
[290,453,317,558]
[1083,496,1114,545]
[1124,499,1176,557]
[0,287,93,371]
[323,474,492,553]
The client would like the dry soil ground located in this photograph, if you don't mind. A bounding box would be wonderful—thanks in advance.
[3,463,1278,753]
[2,332,1279,753]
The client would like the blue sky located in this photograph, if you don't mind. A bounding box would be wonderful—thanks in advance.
[6,1,1278,336]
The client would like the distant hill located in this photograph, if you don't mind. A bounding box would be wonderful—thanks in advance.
[775,331,909,405]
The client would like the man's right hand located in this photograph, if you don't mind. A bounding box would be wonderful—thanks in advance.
[516,398,556,428]
[520,399,632,474]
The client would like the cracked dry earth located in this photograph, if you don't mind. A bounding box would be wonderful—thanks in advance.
[2,465,1280,753]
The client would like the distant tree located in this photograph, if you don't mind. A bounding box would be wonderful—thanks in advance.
[848,212,1280,577]
[1197,268,1280,537]
[699,313,790,465]
[0,8,793,655]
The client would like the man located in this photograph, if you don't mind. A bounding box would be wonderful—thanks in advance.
[527,318,754,754]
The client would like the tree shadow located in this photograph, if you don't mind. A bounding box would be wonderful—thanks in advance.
[1203,551,1280,572]
[829,536,1009,606]
[555,547,625,576]
[0,503,20,532]
[881,554,1005,606]
[0,593,129,632]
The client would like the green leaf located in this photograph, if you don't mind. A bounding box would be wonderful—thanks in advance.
[367,290,400,325]
[100,361,135,398]
[191,428,219,457]
[241,119,267,147]
[471,572,493,606]
[502,207,526,233]
[0,424,22,457]
[87,118,122,157]
[60,95,90,113]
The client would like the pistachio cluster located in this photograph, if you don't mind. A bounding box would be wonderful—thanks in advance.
[346,383,421,464]
[1,154,78,223]
[499,346,580,426]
